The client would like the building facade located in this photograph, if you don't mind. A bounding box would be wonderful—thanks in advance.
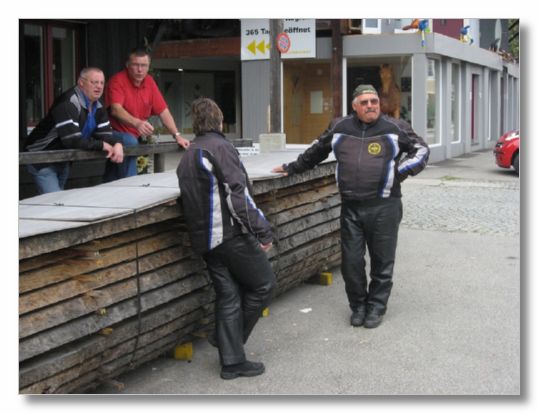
[236,19,520,163]
[19,19,519,197]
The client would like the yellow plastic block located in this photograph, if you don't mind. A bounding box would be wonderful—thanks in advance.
[319,272,333,286]
[262,307,270,317]
[307,271,333,286]
[174,342,193,361]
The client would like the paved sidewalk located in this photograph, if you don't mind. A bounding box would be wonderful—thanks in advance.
[93,150,520,395]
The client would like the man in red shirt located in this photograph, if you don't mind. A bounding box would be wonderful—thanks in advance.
[104,47,190,181]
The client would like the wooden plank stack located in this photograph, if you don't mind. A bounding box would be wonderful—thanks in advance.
[19,162,341,393]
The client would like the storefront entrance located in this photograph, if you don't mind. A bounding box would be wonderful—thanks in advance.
[283,61,332,144]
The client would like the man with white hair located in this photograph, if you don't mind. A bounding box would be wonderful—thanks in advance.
[273,84,430,329]
[24,67,123,194]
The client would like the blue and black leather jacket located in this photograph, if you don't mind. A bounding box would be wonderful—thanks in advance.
[177,131,272,254]
[283,113,430,201]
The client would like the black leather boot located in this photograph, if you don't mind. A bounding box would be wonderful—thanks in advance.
[221,361,265,379]
[363,311,384,328]
[350,307,366,327]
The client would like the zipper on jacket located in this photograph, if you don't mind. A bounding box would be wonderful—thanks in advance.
[357,125,368,172]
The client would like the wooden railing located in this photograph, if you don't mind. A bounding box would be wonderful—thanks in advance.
[19,142,183,172]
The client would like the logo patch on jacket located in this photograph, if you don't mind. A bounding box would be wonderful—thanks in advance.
[368,142,382,155]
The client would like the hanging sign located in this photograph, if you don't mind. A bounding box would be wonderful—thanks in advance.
[241,19,271,61]
[241,19,316,61]
[281,19,316,59]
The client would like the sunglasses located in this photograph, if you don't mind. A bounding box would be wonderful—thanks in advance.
[358,98,379,106]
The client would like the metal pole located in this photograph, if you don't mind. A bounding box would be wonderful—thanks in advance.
[269,19,283,133]
[331,19,343,118]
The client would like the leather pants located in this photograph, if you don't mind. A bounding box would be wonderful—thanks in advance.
[340,197,402,315]
[203,234,276,366]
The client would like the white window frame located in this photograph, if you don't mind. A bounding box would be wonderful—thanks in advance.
[362,19,381,34]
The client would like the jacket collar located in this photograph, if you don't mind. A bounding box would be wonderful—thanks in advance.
[353,112,381,129]
[195,130,226,139]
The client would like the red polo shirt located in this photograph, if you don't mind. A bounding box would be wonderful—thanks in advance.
[105,69,168,137]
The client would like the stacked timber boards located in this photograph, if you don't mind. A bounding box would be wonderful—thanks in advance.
[19,150,341,393]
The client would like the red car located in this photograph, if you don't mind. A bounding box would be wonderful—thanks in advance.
[494,129,519,175]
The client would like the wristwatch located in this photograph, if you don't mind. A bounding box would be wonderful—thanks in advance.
[175,132,181,138]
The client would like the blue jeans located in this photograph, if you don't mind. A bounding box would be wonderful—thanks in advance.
[26,162,70,194]
[103,131,138,182]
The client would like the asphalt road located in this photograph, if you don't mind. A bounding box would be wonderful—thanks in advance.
[91,149,520,396]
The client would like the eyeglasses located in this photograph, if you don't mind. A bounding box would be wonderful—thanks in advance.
[358,98,379,106]
[81,78,105,86]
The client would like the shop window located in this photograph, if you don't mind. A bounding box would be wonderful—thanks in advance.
[21,21,80,136]
[450,63,460,143]
[486,71,492,141]
[23,24,44,131]
[426,59,441,145]
[500,76,505,133]
[52,27,76,99]
[489,71,500,140]
[471,74,480,143]
[154,69,238,137]
[362,19,381,34]
[346,56,412,122]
